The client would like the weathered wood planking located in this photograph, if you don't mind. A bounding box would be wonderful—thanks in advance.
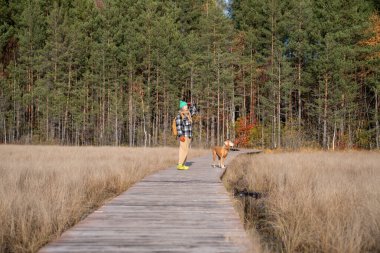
[39,149,255,253]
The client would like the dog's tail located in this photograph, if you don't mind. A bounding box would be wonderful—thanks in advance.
[212,148,216,162]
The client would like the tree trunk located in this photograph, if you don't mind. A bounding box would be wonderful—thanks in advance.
[222,92,225,142]
[273,106,276,149]
[147,43,151,147]
[332,120,336,150]
[250,47,255,124]
[375,88,379,149]
[129,69,133,146]
[226,99,229,140]
[133,104,137,146]
[82,81,89,145]
[115,82,119,146]
[75,123,79,146]
[217,53,220,146]
[155,66,159,145]
[13,59,19,141]
[107,84,111,143]
[190,65,193,103]
[163,81,167,145]
[323,75,328,149]
[54,13,58,143]
[298,60,302,131]
[100,52,106,145]
[63,61,71,144]
[242,65,246,125]
[231,76,235,140]
[3,117,6,144]
[46,96,49,142]
[271,0,275,148]
[163,86,168,146]
[206,81,210,145]
[277,52,281,148]
[348,113,353,148]
[211,114,215,146]
[287,89,292,128]
[140,87,147,148]
[257,71,263,148]
[199,110,202,145]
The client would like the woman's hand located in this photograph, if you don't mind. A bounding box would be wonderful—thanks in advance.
[180,136,186,142]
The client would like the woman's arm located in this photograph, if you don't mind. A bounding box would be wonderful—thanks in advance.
[175,114,183,137]
[189,104,197,116]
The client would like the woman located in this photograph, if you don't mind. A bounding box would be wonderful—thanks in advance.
[175,100,195,170]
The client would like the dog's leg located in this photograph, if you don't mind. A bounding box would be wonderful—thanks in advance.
[221,156,225,169]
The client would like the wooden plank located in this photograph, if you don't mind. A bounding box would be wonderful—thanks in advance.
[39,149,255,253]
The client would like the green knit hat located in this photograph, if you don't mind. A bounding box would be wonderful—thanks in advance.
[179,100,187,109]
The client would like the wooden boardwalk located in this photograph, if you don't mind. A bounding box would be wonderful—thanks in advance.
[39,150,254,253]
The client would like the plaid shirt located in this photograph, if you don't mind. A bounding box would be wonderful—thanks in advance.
[176,111,193,138]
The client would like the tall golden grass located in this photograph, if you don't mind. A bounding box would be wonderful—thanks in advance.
[224,151,380,253]
[0,145,208,253]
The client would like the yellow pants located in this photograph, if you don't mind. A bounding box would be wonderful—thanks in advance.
[178,137,191,165]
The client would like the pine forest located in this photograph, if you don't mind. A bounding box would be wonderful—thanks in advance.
[0,0,379,149]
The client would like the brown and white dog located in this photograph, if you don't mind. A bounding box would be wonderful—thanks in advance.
[211,140,234,169]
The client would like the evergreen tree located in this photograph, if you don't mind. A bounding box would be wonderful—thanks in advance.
[0,0,378,149]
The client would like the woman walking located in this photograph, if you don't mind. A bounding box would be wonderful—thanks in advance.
[176,100,195,170]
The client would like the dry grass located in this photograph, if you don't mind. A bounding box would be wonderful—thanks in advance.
[224,151,380,253]
[0,145,208,253]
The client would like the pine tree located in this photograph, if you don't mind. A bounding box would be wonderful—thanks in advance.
[311,0,372,149]
[0,0,378,149]
[15,0,47,143]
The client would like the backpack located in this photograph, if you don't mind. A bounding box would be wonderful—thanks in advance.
[172,117,178,136]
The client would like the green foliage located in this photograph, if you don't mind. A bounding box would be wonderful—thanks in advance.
[0,0,378,149]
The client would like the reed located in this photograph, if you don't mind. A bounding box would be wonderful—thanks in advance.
[224,151,380,253]
[0,145,208,253]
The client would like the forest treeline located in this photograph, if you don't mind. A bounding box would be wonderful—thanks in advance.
[0,0,379,149]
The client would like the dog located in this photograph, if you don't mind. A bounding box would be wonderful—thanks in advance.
[211,140,234,169]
